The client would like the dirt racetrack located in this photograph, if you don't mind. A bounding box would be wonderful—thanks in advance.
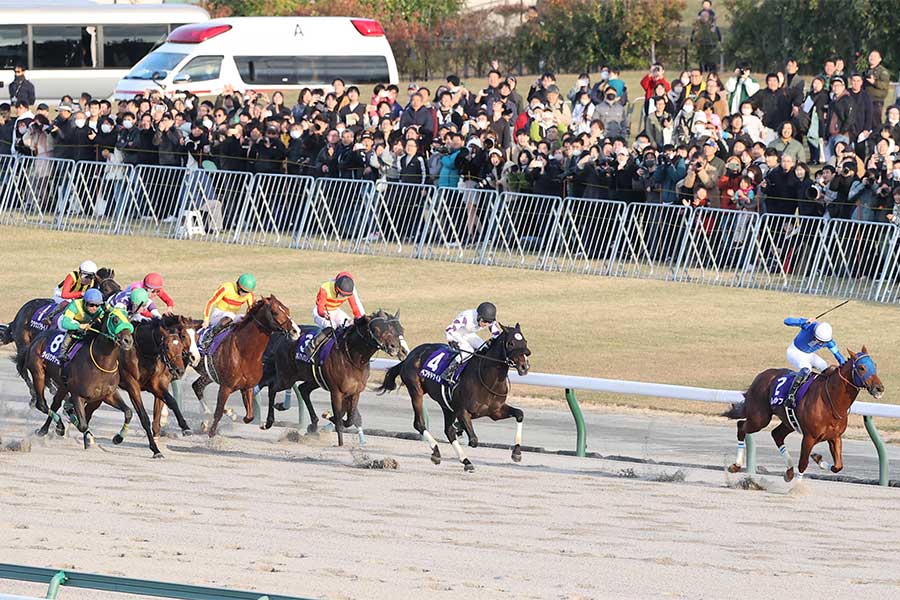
[2,392,900,600]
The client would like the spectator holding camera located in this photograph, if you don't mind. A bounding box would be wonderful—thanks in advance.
[725,63,760,115]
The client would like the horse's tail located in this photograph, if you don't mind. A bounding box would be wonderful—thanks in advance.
[376,361,404,395]
[722,393,747,420]
[0,323,10,346]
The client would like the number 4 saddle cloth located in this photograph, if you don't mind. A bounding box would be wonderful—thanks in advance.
[419,346,469,387]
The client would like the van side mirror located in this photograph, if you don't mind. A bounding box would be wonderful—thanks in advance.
[173,73,191,83]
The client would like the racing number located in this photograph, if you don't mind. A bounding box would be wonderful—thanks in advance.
[426,352,445,372]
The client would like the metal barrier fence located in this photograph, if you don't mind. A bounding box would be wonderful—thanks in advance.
[0,156,898,304]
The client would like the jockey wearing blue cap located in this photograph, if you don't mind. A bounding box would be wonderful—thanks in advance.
[783,316,846,401]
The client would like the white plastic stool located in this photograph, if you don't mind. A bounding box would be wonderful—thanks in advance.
[178,210,206,237]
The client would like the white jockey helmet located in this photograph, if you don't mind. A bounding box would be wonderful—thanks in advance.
[79,260,98,275]
[814,322,833,343]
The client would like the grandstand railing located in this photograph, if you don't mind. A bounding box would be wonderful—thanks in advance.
[1,157,899,304]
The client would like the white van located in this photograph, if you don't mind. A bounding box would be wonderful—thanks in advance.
[113,17,398,100]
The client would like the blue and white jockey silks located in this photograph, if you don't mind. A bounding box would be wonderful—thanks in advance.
[783,317,846,372]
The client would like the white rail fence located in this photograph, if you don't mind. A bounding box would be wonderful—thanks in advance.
[1,157,899,303]
[368,358,900,486]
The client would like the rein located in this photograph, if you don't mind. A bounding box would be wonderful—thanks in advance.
[822,358,865,421]
[89,337,119,374]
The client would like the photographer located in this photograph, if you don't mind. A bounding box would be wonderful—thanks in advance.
[524,150,561,197]
[653,144,687,204]
[849,167,882,222]
[155,112,185,168]
[70,110,94,163]
[634,149,661,203]
[828,159,857,219]
[645,96,673,149]
[476,148,509,192]
[214,122,245,172]
[682,152,719,207]
[49,102,75,160]
[759,152,798,214]
[725,63,760,114]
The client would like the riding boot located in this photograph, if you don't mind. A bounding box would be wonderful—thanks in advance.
[306,328,332,359]
[43,301,68,328]
[787,367,811,408]
[201,318,232,354]
[58,333,75,386]
[442,355,464,385]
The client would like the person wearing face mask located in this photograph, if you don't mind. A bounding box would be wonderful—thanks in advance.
[155,112,185,167]
[286,123,306,174]
[70,110,94,162]
[92,117,117,162]
[8,64,35,107]
[672,99,700,146]
[725,62,760,115]
[115,111,141,165]
[595,88,629,140]
[571,91,596,136]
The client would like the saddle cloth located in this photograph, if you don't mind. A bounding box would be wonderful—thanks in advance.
[29,302,57,332]
[40,330,83,365]
[198,326,231,357]
[294,330,336,365]
[770,372,814,408]
[419,346,468,385]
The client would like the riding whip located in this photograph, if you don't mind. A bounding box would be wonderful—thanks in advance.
[815,299,850,320]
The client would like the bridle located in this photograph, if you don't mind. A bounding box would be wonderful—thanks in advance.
[252,300,294,335]
[339,315,401,365]
[153,327,185,378]
[474,333,530,397]
[823,353,874,420]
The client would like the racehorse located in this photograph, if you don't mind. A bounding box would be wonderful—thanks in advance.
[725,347,884,481]
[377,324,531,472]
[192,296,299,438]
[34,316,192,451]
[147,315,202,437]
[0,268,119,389]
[21,309,162,454]
[258,310,405,446]
[120,316,199,439]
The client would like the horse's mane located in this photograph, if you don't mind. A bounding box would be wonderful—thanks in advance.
[234,297,269,330]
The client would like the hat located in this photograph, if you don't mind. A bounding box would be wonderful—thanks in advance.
[466,137,483,149]
[36,102,48,111]
[57,103,73,112]
[546,84,560,94]
[704,138,718,147]
[531,102,545,111]
[361,131,373,140]
[831,75,846,86]
[407,82,419,91]
[488,148,503,158]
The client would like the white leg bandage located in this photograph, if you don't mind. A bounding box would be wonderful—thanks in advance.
[779,445,794,469]
[514,421,523,446]
[422,429,438,449]
[735,440,746,467]
[451,439,468,462]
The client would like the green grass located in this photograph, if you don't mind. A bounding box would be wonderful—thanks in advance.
[1,225,897,418]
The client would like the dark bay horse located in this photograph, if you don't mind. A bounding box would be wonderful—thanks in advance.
[726,347,884,481]
[120,316,198,439]
[1,268,119,389]
[192,296,299,437]
[258,310,405,446]
[22,309,160,453]
[377,324,531,472]
[34,316,191,452]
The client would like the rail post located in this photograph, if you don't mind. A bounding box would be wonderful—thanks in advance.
[745,433,757,475]
[293,384,304,428]
[864,415,889,486]
[565,388,587,457]
[45,570,66,599]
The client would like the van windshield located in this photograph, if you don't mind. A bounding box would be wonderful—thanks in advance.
[124,52,187,80]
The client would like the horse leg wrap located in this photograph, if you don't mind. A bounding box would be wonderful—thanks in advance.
[735,440,746,467]
[451,439,468,462]
[778,445,794,470]
[357,428,366,446]
[422,429,439,450]
[515,421,523,446]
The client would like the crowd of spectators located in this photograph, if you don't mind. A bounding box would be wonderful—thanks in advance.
[1,4,899,230]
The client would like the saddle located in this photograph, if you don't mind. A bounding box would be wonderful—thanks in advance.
[419,346,468,387]
[294,330,336,391]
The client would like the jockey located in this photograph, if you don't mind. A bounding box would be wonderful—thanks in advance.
[53,260,98,303]
[442,302,502,382]
[57,288,106,368]
[306,272,365,357]
[108,288,160,322]
[126,273,174,319]
[200,273,257,350]
[784,316,846,401]
[313,272,365,329]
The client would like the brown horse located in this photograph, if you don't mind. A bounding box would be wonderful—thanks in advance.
[726,347,884,481]
[258,310,405,446]
[377,324,531,472]
[192,296,299,437]
[22,309,159,453]
[1,268,119,390]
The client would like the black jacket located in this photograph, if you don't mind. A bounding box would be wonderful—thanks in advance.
[750,88,793,130]
[763,166,799,215]
[249,137,286,174]
[394,153,428,185]
[9,77,35,106]
[70,125,95,162]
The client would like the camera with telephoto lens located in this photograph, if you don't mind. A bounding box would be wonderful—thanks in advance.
[877,183,893,199]
[806,184,824,201]
[596,157,616,173]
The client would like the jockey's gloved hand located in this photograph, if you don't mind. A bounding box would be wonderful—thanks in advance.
[448,341,460,351]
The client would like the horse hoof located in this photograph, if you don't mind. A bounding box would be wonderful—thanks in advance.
[112,434,124,445]
[55,422,66,437]
[463,460,475,473]
[152,452,165,460]
[274,402,287,412]
[468,438,479,449]
[307,423,318,434]
[511,445,522,463]
[784,467,795,482]
[35,427,48,438]
[261,421,273,431]
[811,453,826,469]
[243,416,254,424]
[225,408,237,422]
[181,428,193,437]
[727,464,742,474]
[430,454,441,465]
[831,465,842,474]
[199,421,209,433]
[84,434,95,450]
